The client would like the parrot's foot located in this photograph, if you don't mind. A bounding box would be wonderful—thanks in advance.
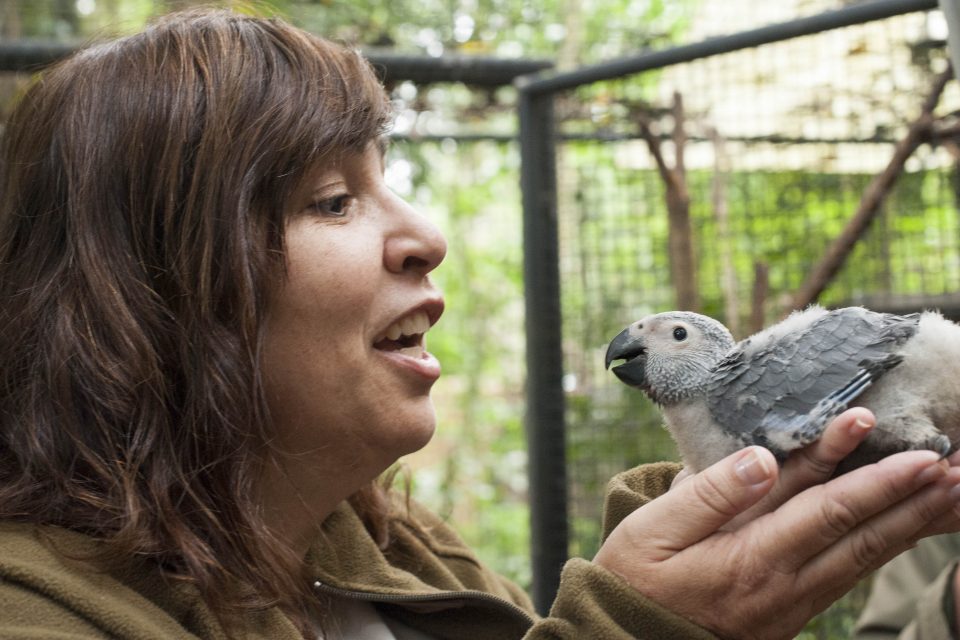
[925,433,952,459]
[836,413,950,474]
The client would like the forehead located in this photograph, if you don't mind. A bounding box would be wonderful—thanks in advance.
[648,313,691,327]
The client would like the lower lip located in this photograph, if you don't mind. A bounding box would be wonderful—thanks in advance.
[376,348,442,382]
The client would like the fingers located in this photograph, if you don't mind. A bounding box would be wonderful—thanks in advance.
[717,409,877,531]
[593,438,960,640]
[799,465,960,591]
[756,450,950,573]
[912,505,960,540]
[623,446,777,557]
[762,408,875,510]
[787,408,875,480]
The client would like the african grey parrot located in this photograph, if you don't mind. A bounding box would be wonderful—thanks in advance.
[604,306,960,474]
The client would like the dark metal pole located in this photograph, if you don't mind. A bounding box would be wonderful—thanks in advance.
[521,0,939,95]
[517,82,568,616]
[0,40,553,86]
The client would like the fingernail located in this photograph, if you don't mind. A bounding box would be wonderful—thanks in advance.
[850,418,873,436]
[735,448,772,486]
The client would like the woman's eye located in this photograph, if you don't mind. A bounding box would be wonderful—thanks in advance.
[310,194,352,217]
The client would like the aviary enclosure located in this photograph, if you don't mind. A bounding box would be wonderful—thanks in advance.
[1,0,957,636]
[519,0,960,633]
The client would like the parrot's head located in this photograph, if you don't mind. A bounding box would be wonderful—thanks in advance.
[605,311,735,405]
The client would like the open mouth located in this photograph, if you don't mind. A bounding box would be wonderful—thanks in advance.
[605,348,646,372]
[609,347,645,369]
[373,310,431,356]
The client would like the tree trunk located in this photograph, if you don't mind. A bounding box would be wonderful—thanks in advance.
[709,126,739,335]
[636,92,700,312]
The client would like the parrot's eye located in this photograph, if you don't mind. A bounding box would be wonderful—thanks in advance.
[673,327,687,341]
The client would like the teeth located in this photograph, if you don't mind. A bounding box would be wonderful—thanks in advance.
[401,315,418,336]
[377,310,431,343]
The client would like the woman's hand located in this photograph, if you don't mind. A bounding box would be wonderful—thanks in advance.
[594,410,960,640]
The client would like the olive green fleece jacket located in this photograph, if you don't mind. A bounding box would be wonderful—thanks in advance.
[0,462,719,639]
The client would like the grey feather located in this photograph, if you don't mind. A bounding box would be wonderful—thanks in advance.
[605,306,960,473]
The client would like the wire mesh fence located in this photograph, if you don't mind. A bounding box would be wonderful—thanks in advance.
[556,0,960,556]
[521,0,959,633]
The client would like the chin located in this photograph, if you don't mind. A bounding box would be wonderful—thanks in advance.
[392,406,437,456]
[403,417,437,454]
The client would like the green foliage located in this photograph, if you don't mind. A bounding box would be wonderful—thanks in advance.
[286,0,695,63]
[387,138,531,586]
[9,2,943,635]
[8,0,696,66]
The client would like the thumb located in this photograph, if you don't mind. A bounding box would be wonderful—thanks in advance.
[625,447,779,556]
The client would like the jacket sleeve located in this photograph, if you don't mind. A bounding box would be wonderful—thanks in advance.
[524,558,719,639]
[853,534,960,640]
[522,461,720,639]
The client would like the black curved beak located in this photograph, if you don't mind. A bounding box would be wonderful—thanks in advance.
[605,327,647,386]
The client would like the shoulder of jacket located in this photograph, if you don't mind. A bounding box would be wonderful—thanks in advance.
[0,522,200,639]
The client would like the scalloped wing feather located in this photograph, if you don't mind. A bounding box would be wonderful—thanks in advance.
[705,307,919,457]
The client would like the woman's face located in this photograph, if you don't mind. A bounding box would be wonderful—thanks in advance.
[262,142,447,489]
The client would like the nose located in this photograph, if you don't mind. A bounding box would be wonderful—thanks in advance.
[384,194,447,276]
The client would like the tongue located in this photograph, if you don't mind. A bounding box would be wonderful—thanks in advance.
[397,345,425,358]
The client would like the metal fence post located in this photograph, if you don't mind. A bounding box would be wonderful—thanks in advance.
[517,83,568,616]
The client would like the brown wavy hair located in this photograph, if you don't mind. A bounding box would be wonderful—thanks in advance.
[0,8,392,632]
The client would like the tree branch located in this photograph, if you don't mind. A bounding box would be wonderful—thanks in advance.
[787,67,954,312]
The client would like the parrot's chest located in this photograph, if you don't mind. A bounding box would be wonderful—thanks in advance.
[663,402,742,472]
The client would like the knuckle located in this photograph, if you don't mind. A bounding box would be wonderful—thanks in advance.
[875,473,909,504]
[692,472,741,518]
[796,448,837,479]
[733,558,770,593]
[849,526,888,570]
[818,495,861,537]
[909,492,944,526]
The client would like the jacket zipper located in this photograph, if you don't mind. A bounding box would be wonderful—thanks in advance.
[311,580,536,626]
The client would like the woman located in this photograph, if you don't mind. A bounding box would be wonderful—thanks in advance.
[0,8,958,639]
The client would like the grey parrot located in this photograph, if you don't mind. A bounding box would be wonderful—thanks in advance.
[604,306,960,474]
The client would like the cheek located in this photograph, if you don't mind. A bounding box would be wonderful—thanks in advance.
[260,337,366,465]
[261,292,369,443]
[279,238,381,345]
[282,243,383,333]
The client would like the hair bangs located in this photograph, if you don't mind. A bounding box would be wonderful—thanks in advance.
[252,21,394,197]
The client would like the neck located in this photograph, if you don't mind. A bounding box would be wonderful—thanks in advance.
[257,455,375,559]
[647,358,715,406]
